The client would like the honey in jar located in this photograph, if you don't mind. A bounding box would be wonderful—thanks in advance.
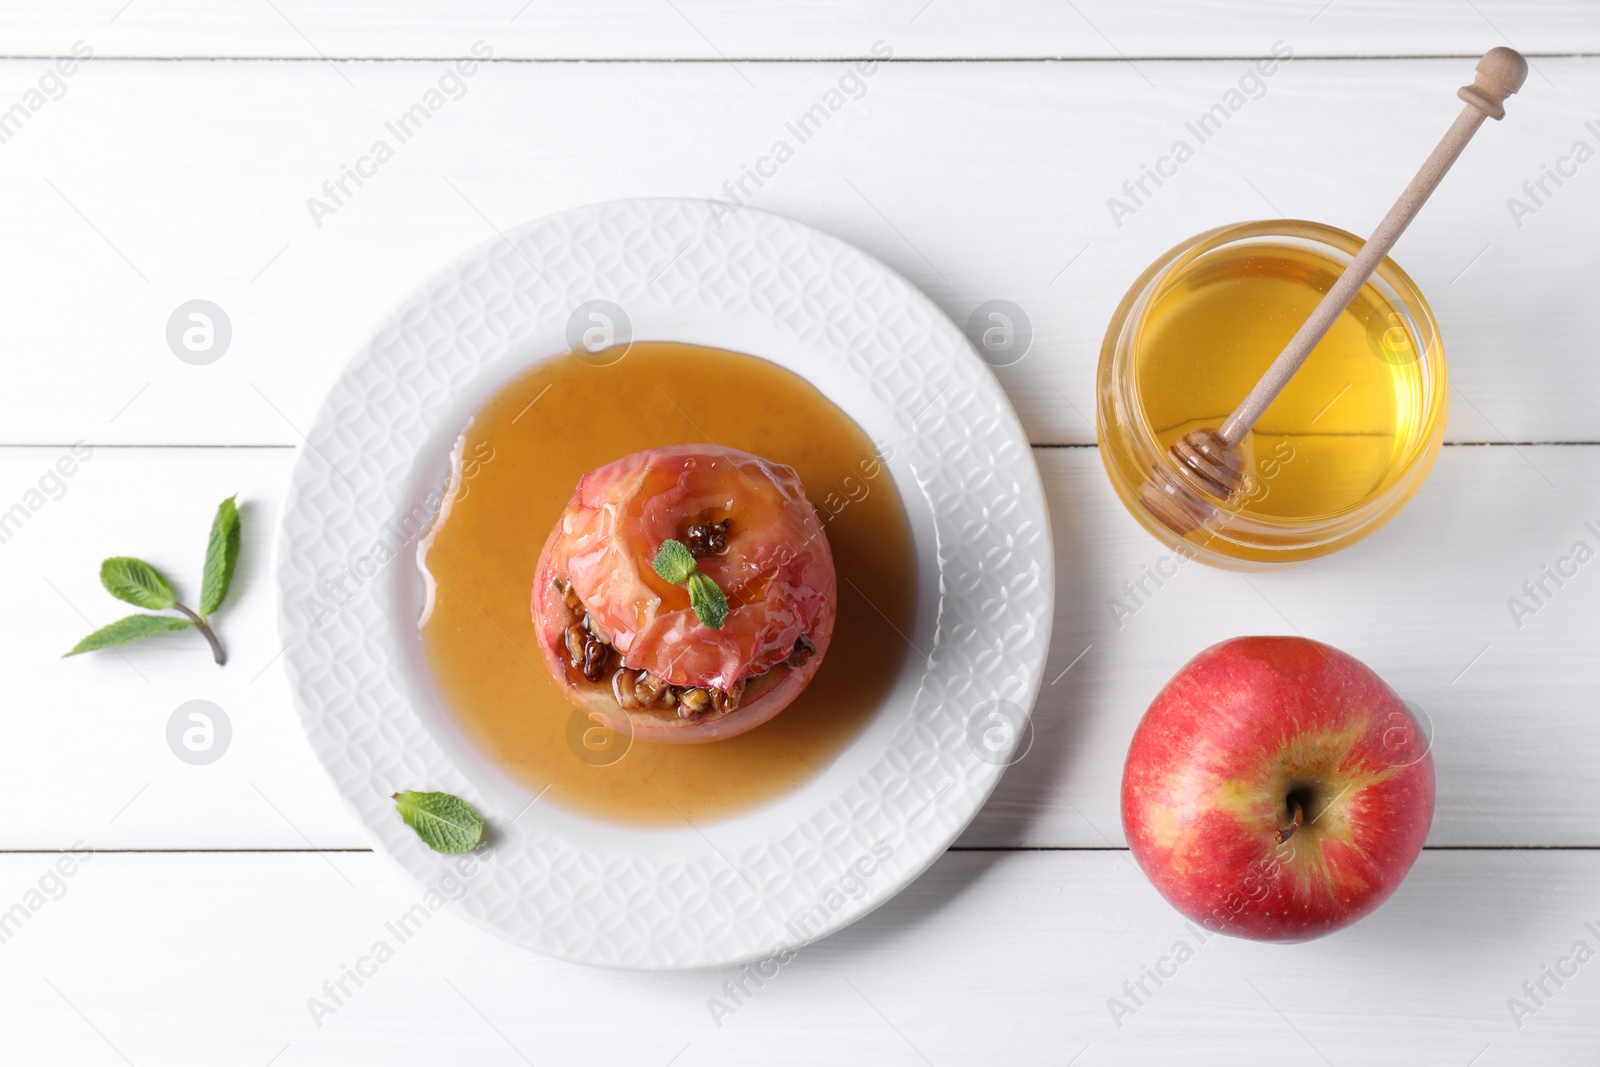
[1097,220,1448,566]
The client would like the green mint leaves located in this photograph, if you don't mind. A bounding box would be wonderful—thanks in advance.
[100,557,176,610]
[67,613,193,655]
[651,538,696,584]
[393,790,485,854]
[200,496,241,616]
[687,572,729,630]
[65,496,241,666]
[650,537,728,629]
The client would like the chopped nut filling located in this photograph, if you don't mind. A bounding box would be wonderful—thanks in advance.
[558,579,582,612]
[613,669,745,722]
[677,687,711,718]
[710,679,746,716]
[558,576,811,722]
[565,622,610,683]
[557,579,612,683]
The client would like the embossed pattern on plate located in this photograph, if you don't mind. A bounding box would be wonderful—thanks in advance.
[275,199,1053,969]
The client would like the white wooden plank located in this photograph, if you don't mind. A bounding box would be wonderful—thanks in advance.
[3,444,1595,850]
[5,1,1599,59]
[0,848,1590,1063]
[0,58,1593,447]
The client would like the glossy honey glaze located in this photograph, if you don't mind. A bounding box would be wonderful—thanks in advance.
[418,343,917,825]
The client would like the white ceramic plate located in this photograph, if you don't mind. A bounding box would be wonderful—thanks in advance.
[275,198,1053,969]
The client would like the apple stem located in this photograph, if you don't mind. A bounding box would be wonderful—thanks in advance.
[1275,798,1305,845]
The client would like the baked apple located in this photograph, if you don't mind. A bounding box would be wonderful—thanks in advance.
[532,444,836,743]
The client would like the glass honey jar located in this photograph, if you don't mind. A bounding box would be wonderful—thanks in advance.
[1096,220,1448,567]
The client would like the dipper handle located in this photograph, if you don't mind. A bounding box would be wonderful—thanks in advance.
[1215,47,1528,448]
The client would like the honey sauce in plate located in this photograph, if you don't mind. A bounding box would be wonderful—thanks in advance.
[417,343,918,826]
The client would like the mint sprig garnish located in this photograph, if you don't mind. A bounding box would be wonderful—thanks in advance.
[687,572,728,629]
[393,790,485,854]
[650,537,729,629]
[651,538,696,584]
[64,496,241,666]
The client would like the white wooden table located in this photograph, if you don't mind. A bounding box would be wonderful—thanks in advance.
[4,3,1598,1062]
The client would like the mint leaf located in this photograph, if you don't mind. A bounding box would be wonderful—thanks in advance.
[687,572,728,630]
[393,790,485,854]
[651,538,697,585]
[650,539,728,628]
[69,503,242,668]
[64,613,193,657]
[200,496,241,616]
[100,557,176,610]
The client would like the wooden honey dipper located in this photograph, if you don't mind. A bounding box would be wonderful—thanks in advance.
[1141,46,1528,536]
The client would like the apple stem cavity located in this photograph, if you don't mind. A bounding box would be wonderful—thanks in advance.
[1275,797,1305,844]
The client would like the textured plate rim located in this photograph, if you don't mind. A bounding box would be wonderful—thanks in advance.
[274,198,1054,970]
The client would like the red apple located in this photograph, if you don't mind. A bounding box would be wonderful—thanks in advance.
[1121,636,1434,941]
